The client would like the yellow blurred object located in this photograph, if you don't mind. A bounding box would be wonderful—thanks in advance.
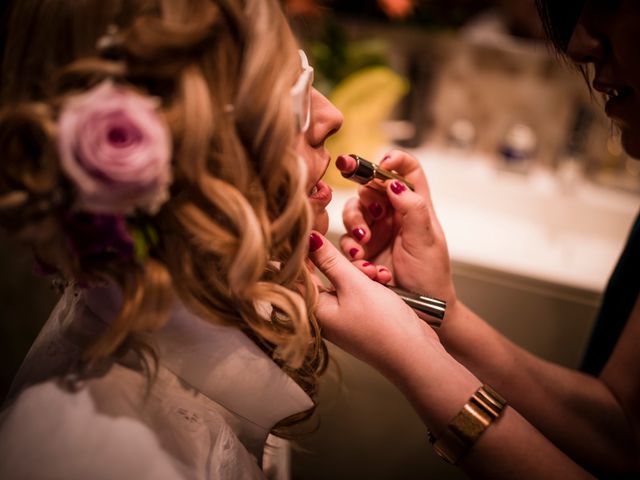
[325,66,409,189]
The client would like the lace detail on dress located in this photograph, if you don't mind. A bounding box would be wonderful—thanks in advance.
[6,288,83,403]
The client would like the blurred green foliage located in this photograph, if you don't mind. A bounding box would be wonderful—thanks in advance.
[309,21,389,93]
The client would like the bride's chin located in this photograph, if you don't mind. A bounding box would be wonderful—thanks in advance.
[312,210,329,235]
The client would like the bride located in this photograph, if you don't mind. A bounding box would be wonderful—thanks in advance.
[0,0,342,478]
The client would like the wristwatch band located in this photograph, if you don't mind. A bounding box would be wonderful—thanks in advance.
[428,384,507,464]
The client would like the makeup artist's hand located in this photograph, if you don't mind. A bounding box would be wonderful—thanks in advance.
[308,231,441,375]
[337,150,456,305]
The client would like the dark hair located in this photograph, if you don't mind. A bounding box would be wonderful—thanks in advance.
[535,0,586,52]
[0,1,12,79]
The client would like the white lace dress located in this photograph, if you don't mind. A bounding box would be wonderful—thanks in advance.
[0,285,313,480]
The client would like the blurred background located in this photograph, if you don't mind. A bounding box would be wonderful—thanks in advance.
[1,1,640,479]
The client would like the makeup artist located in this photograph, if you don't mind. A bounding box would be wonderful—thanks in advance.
[309,1,640,478]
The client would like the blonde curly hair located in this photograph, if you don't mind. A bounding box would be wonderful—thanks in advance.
[0,0,327,430]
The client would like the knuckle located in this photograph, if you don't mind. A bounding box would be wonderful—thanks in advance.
[344,197,360,210]
[405,197,432,224]
[343,199,364,226]
[413,197,429,214]
[317,252,340,273]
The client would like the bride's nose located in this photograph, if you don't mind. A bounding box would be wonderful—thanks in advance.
[308,89,343,144]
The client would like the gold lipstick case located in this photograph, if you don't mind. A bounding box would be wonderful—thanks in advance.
[341,154,415,191]
[386,285,446,328]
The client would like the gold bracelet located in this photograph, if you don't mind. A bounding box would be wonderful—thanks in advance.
[428,384,507,464]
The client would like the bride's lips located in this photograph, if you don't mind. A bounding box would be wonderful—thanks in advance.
[596,82,634,124]
[308,179,332,208]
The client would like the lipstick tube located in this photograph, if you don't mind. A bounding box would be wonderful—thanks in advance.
[386,285,446,328]
[340,154,415,192]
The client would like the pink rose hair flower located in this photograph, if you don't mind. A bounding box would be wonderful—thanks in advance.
[57,81,172,215]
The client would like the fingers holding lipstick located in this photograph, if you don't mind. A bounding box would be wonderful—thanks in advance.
[341,234,363,260]
[379,149,432,199]
[356,258,392,283]
[357,186,389,220]
[335,149,455,304]
[357,260,378,280]
[342,197,371,244]
[338,149,428,196]
[339,235,392,283]
[341,194,394,258]
[337,150,437,287]
[375,264,393,284]
[378,149,422,175]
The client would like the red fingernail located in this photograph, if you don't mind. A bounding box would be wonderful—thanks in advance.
[349,248,359,258]
[368,202,384,219]
[381,154,391,164]
[390,180,407,195]
[352,227,366,241]
[362,262,372,267]
[309,232,323,252]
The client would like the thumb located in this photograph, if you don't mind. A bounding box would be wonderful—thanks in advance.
[308,231,365,293]
[386,180,434,245]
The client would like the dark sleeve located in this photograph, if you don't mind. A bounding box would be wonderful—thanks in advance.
[581,210,640,375]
